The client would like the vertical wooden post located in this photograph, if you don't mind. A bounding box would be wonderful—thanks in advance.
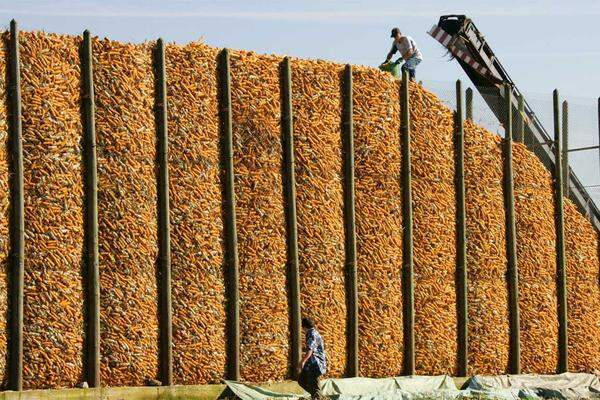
[504,84,521,375]
[562,101,569,197]
[7,19,24,392]
[455,80,468,377]
[400,69,414,376]
[517,95,525,144]
[465,88,473,121]
[81,29,100,388]
[154,38,172,386]
[281,57,301,379]
[342,64,359,377]
[554,89,568,374]
[218,48,240,381]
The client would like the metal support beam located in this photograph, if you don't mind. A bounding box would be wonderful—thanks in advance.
[81,29,100,388]
[504,84,520,375]
[460,71,600,233]
[7,19,24,392]
[562,101,569,197]
[342,64,359,377]
[465,87,473,121]
[400,69,414,376]
[154,38,172,386]
[554,89,568,374]
[455,80,468,377]
[567,146,600,153]
[280,57,301,380]
[218,48,240,381]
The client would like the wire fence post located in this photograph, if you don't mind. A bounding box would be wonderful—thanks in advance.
[517,95,525,144]
[562,101,569,197]
[504,84,521,375]
[280,57,301,379]
[154,38,172,386]
[465,87,473,121]
[218,48,240,381]
[81,29,100,388]
[455,80,468,377]
[401,69,414,376]
[7,19,24,392]
[342,64,359,377]
[554,89,568,374]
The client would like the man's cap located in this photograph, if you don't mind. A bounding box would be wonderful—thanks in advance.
[391,27,401,37]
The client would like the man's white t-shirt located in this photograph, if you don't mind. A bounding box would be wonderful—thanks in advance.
[391,35,423,60]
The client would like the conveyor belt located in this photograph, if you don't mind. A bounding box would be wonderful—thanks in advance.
[428,15,600,231]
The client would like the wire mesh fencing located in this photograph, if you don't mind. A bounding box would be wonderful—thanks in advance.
[422,79,600,212]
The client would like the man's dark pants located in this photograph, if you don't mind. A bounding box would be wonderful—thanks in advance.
[298,365,322,398]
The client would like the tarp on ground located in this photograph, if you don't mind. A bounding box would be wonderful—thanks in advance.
[320,375,456,395]
[465,372,600,399]
[223,376,488,400]
[221,380,301,399]
[222,373,600,399]
[222,379,511,399]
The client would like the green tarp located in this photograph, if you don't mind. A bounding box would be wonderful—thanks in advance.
[222,381,301,400]
[223,373,600,399]
[465,372,600,399]
[223,376,495,399]
[321,375,456,396]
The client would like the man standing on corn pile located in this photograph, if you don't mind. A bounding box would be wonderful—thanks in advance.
[384,27,423,80]
[297,317,327,399]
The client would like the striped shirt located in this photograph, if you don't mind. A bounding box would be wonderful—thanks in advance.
[305,328,327,375]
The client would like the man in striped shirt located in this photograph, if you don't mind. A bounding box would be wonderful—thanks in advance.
[297,317,327,399]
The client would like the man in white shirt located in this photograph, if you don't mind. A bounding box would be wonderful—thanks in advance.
[384,27,423,81]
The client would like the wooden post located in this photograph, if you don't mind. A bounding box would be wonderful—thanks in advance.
[280,57,301,379]
[218,48,240,381]
[455,80,468,377]
[400,69,414,376]
[554,89,568,374]
[562,101,569,197]
[465,88,473,121]
[517,95,525,144]
[7,19,24,392]
[154,38,172,386]
[504,84,521,375]
[81,29,100,388]
[342,64,359,377]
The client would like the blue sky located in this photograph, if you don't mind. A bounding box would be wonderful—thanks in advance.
[1,1,600,198]
[1,0,599,98]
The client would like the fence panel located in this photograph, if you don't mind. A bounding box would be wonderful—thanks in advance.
[93,39,159,386]
[410,83,457,376]
[353,68,403,377]
[166,43,227,385]
[0,31,10,390]
[292,60,347,377]
[20,32,85,389]
[229,50,290,382]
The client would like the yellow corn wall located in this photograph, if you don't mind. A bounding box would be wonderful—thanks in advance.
[0,31,597,388]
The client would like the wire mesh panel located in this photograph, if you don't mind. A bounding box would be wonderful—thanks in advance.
[427,80,600,374]
[425,82,600,212]
[166,43,227,385]
[0,33,9,390]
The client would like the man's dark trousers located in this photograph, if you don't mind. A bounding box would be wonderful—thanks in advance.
[298,364,322,398]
